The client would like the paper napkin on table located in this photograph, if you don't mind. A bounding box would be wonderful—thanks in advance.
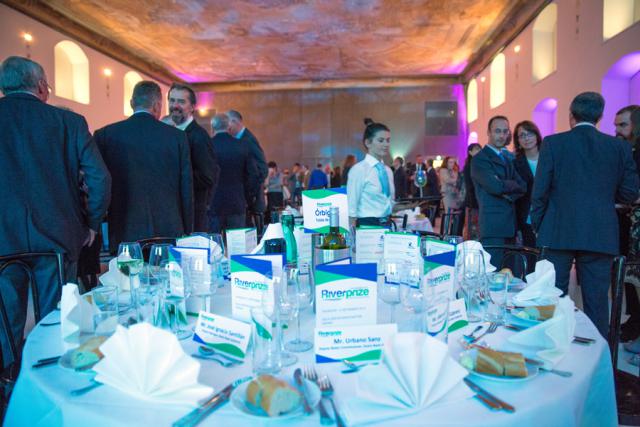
[61,283,94,342]
[250,222,284,254]
[512,260,562,306]
[98,258,129,291]
[341,333,473,426]
[93,323,213,406]
[458,240,497,272]
[507,296,576,368]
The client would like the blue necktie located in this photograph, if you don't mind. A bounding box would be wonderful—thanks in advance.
[375,162,390,197]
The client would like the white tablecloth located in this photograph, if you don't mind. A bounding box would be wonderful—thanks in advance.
[5,281,617,427]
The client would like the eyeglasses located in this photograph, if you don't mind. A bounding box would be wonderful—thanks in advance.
[517,131,535,139]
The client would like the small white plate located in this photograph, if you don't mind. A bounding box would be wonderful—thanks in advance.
[231,377,321,419]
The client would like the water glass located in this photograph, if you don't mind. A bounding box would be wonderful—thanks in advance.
[285,262,314,352]
[161,260,192,340]
[137,266,164,324]
[485,272,510,324]
[92,286,119,335]
[251,306,282,375]
[117,242,143,310]
[381,259,403,323]
[461,249,486,322]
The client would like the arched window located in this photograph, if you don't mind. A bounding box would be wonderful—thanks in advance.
[532,98,558,137]
[603,0,640,40]
[123,71,143,116]
[54,40,90,104]
[600,51,640,135]
[467,79,478,123]
[490,53,505,108]
[532,3,557,83]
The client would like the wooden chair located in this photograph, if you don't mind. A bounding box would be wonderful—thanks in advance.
[480,244,541,279]
[136,237,177,262]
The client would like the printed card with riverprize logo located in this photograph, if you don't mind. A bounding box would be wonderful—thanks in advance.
[314,323,397,364]
[230,255,273,322]
[193,311,251,361]
[314,260,377,327]
[302,187,349,234]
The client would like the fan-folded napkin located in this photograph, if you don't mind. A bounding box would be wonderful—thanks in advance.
[61,283,94,342]
[507,296,576,368]
[512,260,562,306]
[458,240,496,272]
[93,323,213,406]
[98,258,129,290]
[341,333,473,426]
[250,222,284,254]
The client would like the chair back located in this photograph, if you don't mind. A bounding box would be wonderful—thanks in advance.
[136,237,177,262]
[609,256,633,372]
[390,214,408,232]
[480,245,541,279]
[440,210,463,237]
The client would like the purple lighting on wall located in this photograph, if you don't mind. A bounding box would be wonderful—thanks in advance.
[532,97,558,138]
[452,83,468,165]
[601,51,640,136]
[603,51,640,79]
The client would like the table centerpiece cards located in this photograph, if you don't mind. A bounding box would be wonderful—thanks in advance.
[230,255,274,322]
[314,323,397,364]
[422,238,456,300]
[226,228,257,256]
[355,226,387,268]
[302,187,349,234]
[383,232,421,270]
[314,259,377,327]
[193,311,251,361]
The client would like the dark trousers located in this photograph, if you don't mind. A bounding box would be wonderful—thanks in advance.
[266,192,284,224]
[209,213,246,234]
[480,237,515,270]
[194,200,209,233]
[545,249,613,338]
[0,257,77,368]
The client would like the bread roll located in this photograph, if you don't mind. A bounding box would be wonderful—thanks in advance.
[246,375,301,416]
[523,305,556,320]
[499,268,513,279]
[69,335,107,369]
[475,347,527,378]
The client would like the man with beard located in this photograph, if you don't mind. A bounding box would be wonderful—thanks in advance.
[168,84,219,232]
[227,110,268,226]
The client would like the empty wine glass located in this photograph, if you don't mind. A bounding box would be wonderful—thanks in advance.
[381,259,403,323]
[400,266,426,332]
[274,270,298,366]
[208,233,228,286]
[117,242,143,312]
[163,259,192,340]
[461,249,486,322]
[285,262,314,352]
[187,255,218,314]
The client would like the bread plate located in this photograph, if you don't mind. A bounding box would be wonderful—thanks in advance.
[231,376,321,419]
[59,335,106,373]
[459,349,539,383]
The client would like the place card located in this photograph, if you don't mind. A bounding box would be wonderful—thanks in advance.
[314,323,397,363]
[193,311,251,360]
[302,187,349,234]
[423,238,456,299]
[177,234,224,263]
[294,225,313,264]
[230,255,273,322]
[314,260,377,327]
[226,228,257,256]
[448,298,468,333]
[355,226,387,267]
[383,232,421,270]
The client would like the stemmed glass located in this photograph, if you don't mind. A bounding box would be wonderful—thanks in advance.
[164,259,192,340]
[381,259,403,323]
[208,233,228,287]
[285,262,314,352]
[117,242,143,312]
[187,255,218,314]
[461,249,486,322]
[274,270,298,366]
[400,265,426,332]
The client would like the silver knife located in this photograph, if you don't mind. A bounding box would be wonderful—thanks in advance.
[294,368,313,415]
[464,378,515,413]
[172,377,251,427]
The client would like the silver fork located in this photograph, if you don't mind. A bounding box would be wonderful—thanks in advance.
[318,375,346,427]
[470,322,498,344]
[303,366,333,425]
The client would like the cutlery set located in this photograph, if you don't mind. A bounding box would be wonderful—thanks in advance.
[303,366,345,427]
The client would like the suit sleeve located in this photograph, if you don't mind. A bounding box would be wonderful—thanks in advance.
[245,152,260,201]
[178,134,194,234]
[470,154,506,196]
[190,128,218,193]
[616,141,640,204]
[530,138,553,231]
[250,138,268,182]
[79,120,111,231]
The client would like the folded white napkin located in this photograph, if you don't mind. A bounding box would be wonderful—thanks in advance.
[512,260,562,306]
[341,333,473,426]
[61,283,94,342]
[250,222,284,254]
[458,240,496,272]
[507,296,576,368]
[98,258,130,291]
[93,323,213,406]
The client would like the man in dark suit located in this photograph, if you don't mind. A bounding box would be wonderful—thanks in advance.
[531,92,639,337]
[94,81,193,253]
[227,110,268,227]
[0,57,111,367]
[471,115,526,268]
[393,156,407,199]
[425,159,440,198]
[168,84,219,232]
[209,113,259,232]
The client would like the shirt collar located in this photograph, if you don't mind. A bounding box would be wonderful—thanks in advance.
[486,144,503,156]
[175,115,194,131]
[133,110,155,117]
[574,122,597,129]
[235,127,246,139]
[364,153,384,166]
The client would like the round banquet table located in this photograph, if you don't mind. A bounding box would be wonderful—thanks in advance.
[5,280,617,427]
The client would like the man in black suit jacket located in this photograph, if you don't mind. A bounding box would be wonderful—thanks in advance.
[209,113,260,232]
[168,84,219,232]
[425,159,440,198]
[0,57,111,367]
[94,81,193,253]
[228,110,268,215]
[531,92,639,337]
[393,156,407,199]
[471,116,526,268]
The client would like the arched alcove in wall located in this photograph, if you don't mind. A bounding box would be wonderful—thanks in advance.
[532,3,558,83]
[54,40,90,104]
[532,98,558,138]
[600,51,640,136]
[123,71,143,116]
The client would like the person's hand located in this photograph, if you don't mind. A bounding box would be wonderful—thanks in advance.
[84,229,97,247]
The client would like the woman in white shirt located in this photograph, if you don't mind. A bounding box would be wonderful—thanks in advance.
[347,118,395,227]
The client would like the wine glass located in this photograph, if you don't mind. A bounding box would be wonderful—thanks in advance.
[117,242,143,312]
[149,243,172,269]
[381,259,403,323]
[187,255,218,314]
[461,249,486,322]
[274,270,298,366]
[400,265,426,332]
[163,259,192,340]
[208,233,228,286]
[285,262,314,352]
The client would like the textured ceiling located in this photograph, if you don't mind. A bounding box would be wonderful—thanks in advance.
[43,0,521,84]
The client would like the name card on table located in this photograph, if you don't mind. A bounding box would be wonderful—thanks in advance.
[230,255,273,322]
[226,228,257,256]
[314,323,397,363]
[294,225,313,264]
[302,188,349,234]
[422,238,456,300]
[355,226,387,266]
[383,232,421,270]
[447,299,468,332]
[193,311,251,360]
[314,260,377,327]
[177,235,224,263]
